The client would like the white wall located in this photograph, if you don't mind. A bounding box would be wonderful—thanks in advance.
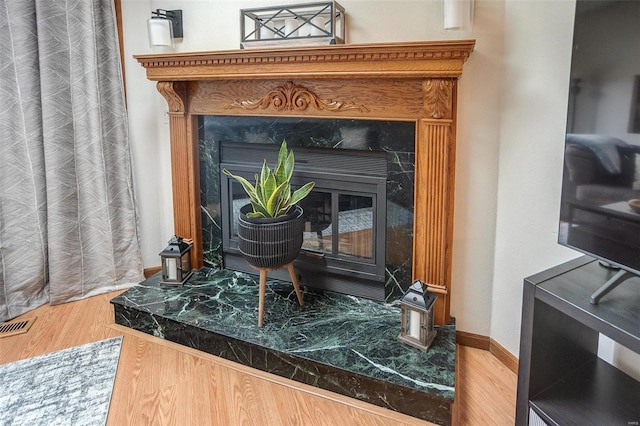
[122,0,174,269]
[490,0,578,355]
[120,0,581,354]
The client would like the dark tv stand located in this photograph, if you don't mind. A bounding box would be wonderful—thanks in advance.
[516,256,640,425]
[591,268,635,304]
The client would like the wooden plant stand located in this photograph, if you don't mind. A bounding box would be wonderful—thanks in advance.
[253,263,304,327]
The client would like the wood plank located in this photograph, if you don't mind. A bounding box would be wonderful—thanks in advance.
[135,41,475,81]
[457,330,491,350]
[490,338,519,374]
[455,345,518,425]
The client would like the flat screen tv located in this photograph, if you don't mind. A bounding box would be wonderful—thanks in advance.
[558,0,640,302]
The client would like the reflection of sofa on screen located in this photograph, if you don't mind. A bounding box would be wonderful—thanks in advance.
[563,134,640,208]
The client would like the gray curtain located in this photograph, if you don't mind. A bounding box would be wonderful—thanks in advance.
[0,0,144,321]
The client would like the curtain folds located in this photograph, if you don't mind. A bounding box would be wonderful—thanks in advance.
[0,0,143,321]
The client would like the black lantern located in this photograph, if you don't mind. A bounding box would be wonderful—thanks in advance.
[159,235,193,286]
[398,280,437,351]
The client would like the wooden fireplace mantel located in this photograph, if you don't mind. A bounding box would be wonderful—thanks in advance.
[135,40,475,325]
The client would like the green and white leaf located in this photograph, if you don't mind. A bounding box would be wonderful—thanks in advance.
[221,140,315,218]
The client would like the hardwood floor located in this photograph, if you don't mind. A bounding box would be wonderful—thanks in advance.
[1,291,517,425]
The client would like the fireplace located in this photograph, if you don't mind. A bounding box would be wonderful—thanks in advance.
[200,116,415,301]
[135,40,475,324]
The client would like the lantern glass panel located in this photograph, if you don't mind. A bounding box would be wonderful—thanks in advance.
[180,251,192,280]
[406,308,422,339]
[165,257,178,281]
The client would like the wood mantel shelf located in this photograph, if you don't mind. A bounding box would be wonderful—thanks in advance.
[135,40,475,81]
[136,40,475,325]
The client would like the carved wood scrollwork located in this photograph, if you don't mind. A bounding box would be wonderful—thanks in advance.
[423,79,453,119]
[226,82,370,113]
[156,81,187,113]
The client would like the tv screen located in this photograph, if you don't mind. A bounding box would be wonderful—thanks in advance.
[558,0,640,281]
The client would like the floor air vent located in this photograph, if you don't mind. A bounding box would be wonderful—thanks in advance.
[0,317,36,338]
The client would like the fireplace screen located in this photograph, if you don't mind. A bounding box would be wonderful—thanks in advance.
[199,116,415,301]
[220,142,386,289]
[304,193,378,262]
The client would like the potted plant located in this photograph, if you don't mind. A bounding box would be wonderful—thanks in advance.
[222,141,315,269]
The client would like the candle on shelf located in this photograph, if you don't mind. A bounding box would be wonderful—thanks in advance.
[310,17,325,36]
[284,18,298,37]
[260,21,274,39]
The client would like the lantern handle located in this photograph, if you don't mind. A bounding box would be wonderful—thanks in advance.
[425,283,447,295]
[167,235,193,246]
[168,235,182,244]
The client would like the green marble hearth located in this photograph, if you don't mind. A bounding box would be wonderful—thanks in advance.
[111,268,456,425]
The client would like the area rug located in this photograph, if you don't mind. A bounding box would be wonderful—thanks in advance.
[0,336,123,426]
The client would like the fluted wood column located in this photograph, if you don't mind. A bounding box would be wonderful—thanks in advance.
[413,79,457,325]
[157,81,203,267]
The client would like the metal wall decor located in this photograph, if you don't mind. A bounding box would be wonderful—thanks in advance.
[240,1,345,49]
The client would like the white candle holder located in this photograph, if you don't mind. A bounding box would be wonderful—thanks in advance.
[159,235,193,286]
[398,280,438,352]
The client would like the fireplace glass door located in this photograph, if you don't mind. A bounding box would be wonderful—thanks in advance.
[299,191,375,261]
[220,142,387,291]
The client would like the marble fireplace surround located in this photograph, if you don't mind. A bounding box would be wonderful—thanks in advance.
[135,40,475,325]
